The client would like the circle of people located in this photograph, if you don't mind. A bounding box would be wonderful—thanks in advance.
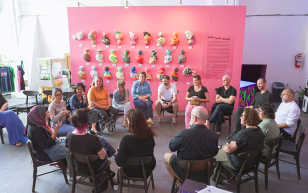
[0,72,300,189]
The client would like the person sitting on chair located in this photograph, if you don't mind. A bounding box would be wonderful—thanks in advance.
[208,75,236,136]
[115,108,156,178]
[275,89,300,138]
[70,82,100,135]
[49,87,74,134]
[212,108,264,182]
[232,78,273,134]
[0,92,28,146]
[164,106,218,183]
[112,80,132,128]
[155,75,178,125]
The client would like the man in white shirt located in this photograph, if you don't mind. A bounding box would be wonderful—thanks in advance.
[155,75,178,125]
[275,89,301,138]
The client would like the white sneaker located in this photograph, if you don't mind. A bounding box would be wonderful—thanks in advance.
[157,117,162,124]
[171,118,176,126]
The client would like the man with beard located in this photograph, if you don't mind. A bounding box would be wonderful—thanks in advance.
[275,89,300,138]
[155,75,178,125]
[232,78,273,134]
[164,106,218,183]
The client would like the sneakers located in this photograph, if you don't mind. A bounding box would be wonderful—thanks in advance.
[157,117,162,124]
[171,118,176,126]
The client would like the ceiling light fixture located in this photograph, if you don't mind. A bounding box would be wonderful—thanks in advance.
[179,0,182,5]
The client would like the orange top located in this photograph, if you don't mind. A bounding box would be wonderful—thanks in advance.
[88,86,109,109]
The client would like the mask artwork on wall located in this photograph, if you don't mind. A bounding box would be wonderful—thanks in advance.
[129,31,138,45]
[102,32,110,45]
[104,67,112,79]
[149,50,157,64]
[143,32,152,46]
[72,31,84,40]
[78,66,86,79]
[96,49,104,62]
[164,50,172,64]
[88,31,97,45]
[109,49,117,63]
[171,67,179,81]
[115,31,124,45]
[122,50,130,63]
[130,67,138,80]
[83,48,90,62]
[185,31,194,45]
[171,32,179,46]
[145,68,152,81]
[90,66,98,78]
[116,67,124,80]
[177,50,186,64]
[157,67,165,80]
[157,32,165,47]
[182,67,196,76]
[136,50,144,64]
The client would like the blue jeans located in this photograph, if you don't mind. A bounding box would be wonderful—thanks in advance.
[133,98,153,119]
[53,121,75,133]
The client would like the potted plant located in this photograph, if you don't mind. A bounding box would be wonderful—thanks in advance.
[296,86,305,108]
[0,54,7,67]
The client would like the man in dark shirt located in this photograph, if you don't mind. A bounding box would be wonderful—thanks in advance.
[208,75,237,136]
[232,78,273,134]
[164,106,218,182]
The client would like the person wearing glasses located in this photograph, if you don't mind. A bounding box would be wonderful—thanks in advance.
[131,71,153,123]
[184,75,210,129]
[275,89,300,138]
[155,75,178,125]
[257,103,280,156]
[208,75,236,136]
[112,80,132,128]
[49,87,75,133]
[164,106,218,183]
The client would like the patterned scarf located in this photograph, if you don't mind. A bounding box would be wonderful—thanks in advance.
[25,105,53,136]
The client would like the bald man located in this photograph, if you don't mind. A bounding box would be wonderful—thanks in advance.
[208,75,237,136]
[275,89,300,138]
[164,106,218,183]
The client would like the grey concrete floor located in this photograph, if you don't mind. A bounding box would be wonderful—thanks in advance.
[1,99,308,193]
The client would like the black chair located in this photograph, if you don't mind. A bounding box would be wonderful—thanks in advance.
[0,126,5,144]
[161,90,179,116]
[259,134,283,190]
[171,158,216,193]
[283,119,301,143]
[27,140,68,192]
[68,152,114,193]
[118,156,155,193]
[279,128,305,179]
[62,91,74,104]
[15,91,39,115]
[213,112,232,133]
[215,149,263,193]
[109,93,124,116]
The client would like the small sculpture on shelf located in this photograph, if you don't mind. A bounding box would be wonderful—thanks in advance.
[104,67,112,79]
[157,32,165,47]
[143,32,152,46]
[115,31,124,45]
[130,67,138,80]
[171,68,179,81]
[129,31,138,45]
[102,32,110,45]
[185,31,194,45]
[72,31,84,40]
[83,48,90,62]
[145,68,152,81]
[78,66,86,79]
[136,50,144,64]
[116,67,124,80]
[122,50,130,63]
[157,67,165,80]
[164,50,172,64]
[88,31,97,45]
[149,50,157,64]
[90,66,98,78]
[170,32,179,46]
[96,49,104,63]
[182,67,196,76]
[177,50,186,64]
[109,49,117,63]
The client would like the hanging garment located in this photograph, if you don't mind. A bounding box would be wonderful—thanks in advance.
[0,66,13,92]
[8,66,15,92]
[17,65,25,90]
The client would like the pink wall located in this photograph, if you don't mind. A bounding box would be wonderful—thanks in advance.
[67,6,246,111]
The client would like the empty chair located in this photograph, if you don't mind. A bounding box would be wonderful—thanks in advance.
[15,90,39,115]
